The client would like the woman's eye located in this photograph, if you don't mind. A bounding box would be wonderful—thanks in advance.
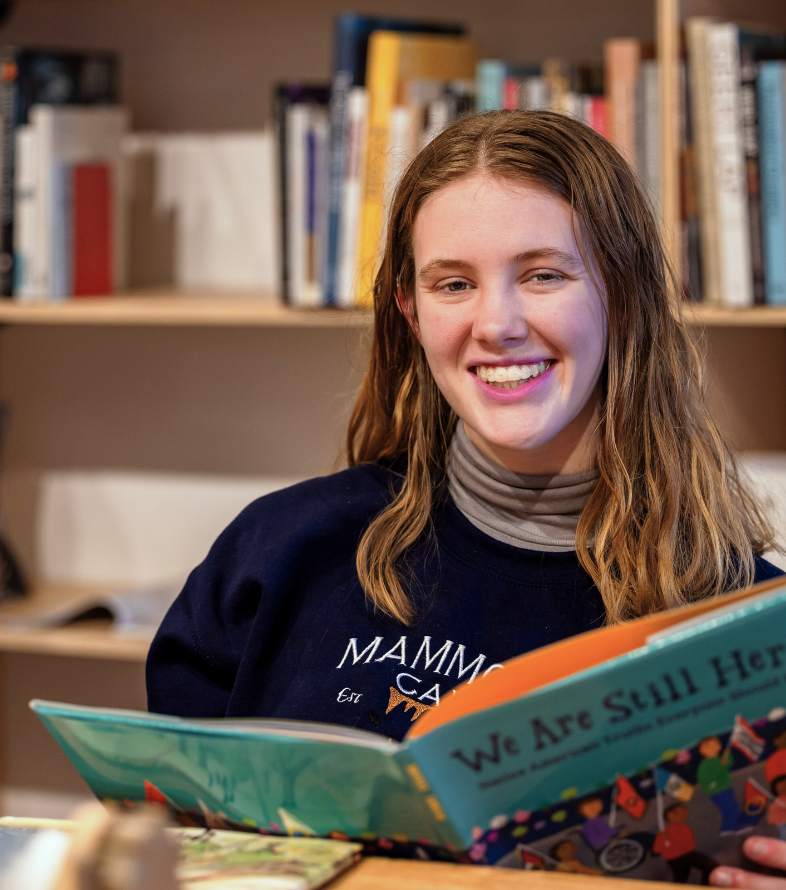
[439,280,470,293]
[529,271,563,284]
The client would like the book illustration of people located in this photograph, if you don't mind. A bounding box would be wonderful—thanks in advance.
[473,707,786,882]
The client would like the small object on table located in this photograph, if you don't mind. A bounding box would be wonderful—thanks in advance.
[51,802,178,890]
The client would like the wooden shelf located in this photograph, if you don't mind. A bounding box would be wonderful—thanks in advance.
[0,290,372,328]
[0,291,785,329]
[0,583,150,662]
[684,304,786,327]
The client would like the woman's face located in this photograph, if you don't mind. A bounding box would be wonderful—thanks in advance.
[409,173,607,475]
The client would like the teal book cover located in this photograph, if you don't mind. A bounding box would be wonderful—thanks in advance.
[33,581,786,880]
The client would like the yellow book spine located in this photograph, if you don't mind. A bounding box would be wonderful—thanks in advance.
[355,31,401,307]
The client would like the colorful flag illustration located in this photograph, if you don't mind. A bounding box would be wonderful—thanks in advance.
[730,715,765,762]
[665,773,695,802]
[616,775,647,819]
[742,779,770,817]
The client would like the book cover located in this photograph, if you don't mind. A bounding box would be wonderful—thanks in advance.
[73,163,112,296]
[737,28,786,306]
[11,122,35,298]
[0,820,361,890]
[758,62,786,305]
[0,47,118,297]
[25,105,128,300]
[639,59,661,214]
[323,15,464,305]
[604,38,641,172]
[475,59,506,112]
[739,45,766,305]
[274,84,330,306]
[33,578,786,880]
[335,87,368,308]
[356,31,477,307]
[686,18,722,305]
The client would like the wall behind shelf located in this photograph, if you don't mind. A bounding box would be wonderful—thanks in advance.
[0,323,369,581]
[2,0,656,130]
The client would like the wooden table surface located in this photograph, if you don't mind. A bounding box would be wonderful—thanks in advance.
[331,858,653,889]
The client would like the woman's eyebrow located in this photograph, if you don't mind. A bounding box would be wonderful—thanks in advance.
[417,248,583,280]
[417,258,473,279]
[513,247,583,268]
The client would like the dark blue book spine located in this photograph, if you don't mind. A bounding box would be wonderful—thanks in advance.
[324,68,351,305]
[0,48,17,297]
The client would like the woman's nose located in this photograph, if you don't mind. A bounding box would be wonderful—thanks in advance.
[471,286,528,346]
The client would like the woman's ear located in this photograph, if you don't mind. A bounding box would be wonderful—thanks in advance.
[396,286,420,341]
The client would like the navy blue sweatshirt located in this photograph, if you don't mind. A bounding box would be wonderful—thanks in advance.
[146,463,783,742]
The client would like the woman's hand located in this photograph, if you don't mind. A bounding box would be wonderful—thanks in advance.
[710,837,786,889]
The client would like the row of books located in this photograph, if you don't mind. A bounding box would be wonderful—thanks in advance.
[684,19,786,307]
[277,17,667,308]
[1,46,284,299]
[7,15,786,308]
[0,48,127,300]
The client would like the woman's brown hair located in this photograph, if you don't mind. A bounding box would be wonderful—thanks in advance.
[347,109,775,625]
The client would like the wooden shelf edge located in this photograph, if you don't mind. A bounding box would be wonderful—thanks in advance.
[683,305,786,327]
[0,293,784,329]
[0,293,373,328]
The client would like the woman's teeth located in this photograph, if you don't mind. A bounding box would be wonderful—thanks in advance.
[475,361,551,389]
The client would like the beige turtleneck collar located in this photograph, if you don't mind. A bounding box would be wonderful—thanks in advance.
[446,422,599,552]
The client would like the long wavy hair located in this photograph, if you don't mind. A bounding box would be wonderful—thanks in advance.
[347,110,776,626]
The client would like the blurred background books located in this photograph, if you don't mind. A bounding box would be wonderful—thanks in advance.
[3,10,785,309]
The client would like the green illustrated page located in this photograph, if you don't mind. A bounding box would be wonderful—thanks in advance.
[31,704,461,847]
[406,589,786,851]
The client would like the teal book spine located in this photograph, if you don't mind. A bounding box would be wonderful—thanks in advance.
[408,589,786,853]
[758,61,786,305]
[475,60,506,111]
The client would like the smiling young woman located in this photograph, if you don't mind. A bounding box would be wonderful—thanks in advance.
[348,110,779,628]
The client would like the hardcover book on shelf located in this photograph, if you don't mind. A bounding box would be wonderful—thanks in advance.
[274,84,330,306]
[324,15,465,306]
[355,31,477,308]
[604,38,642,173]
[33,577,786,880]
[758,61,786,306]
[686,19,754,308]
[0,48,118,298]
[14,104,128,301]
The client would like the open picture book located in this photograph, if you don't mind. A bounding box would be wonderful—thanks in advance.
[32,577,786,881]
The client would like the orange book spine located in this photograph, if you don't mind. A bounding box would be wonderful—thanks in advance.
[355,31,401,308]
[604,37,641,171]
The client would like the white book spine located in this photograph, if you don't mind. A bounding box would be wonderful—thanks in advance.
[13,124,41,301]
[336,88,368,307]
[706,22,752,307]
[311,106,329,306]
[641,59,661,216]
[286,104,307,307]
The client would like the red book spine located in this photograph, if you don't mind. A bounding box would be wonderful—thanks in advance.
[591,96,609,139]
[503,76,519,110]
[73,163,112,297]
